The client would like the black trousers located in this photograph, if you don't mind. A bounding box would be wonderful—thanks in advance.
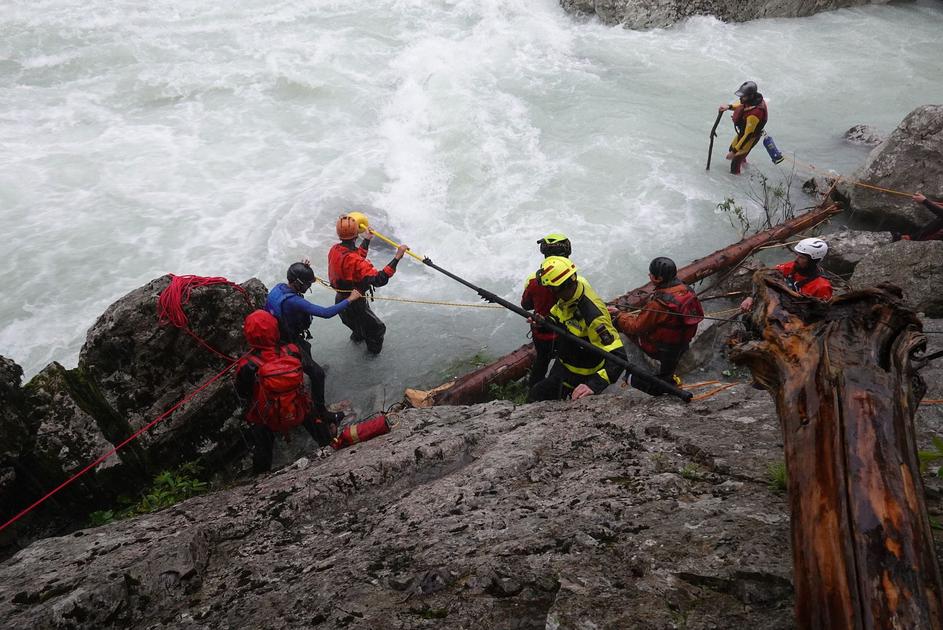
[249,416,332,474]
[528,337,555,390]
[630,343,687,396]
[294,337,328,413]
[336,294,387,354]
[528,361,594,402]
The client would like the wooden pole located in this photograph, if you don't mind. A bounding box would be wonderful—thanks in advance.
[730,272,943,629]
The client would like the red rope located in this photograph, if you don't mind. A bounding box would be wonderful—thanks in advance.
[157,274,251,362]
[0,359,242,535]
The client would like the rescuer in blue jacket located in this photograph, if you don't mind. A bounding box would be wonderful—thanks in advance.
[265,262,362,425]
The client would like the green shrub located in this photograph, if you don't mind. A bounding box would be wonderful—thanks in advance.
[487,379,529,404]
[767,461,788,494]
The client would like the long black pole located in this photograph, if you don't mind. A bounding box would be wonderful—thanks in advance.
[421,257,693,403]
[707,110,723,170]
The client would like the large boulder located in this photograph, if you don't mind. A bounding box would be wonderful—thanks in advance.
[821,229,894,276]
[1,277,267,553]
[78,275,267,466]
[850,240,943,317]
[560,0,891,29]
[847,104,943,232]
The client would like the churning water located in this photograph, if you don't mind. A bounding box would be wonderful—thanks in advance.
[2,0,942,411]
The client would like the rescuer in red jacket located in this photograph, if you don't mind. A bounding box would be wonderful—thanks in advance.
[608,257,703,394]
[521,233,571,388]
[740,238,833,312]
[327,215,408,355]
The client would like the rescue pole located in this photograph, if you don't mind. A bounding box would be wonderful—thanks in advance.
[707,110,723,170]
[355,218,693,403]
[424,258,691,402]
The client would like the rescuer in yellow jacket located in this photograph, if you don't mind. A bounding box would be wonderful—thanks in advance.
[527,256,627,402]
[719,81,769,175]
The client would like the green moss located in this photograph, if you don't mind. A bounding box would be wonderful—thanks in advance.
[487,379,529,404]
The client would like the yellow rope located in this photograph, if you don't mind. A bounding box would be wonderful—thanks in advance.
[785,155,915,199]
[314,278,502,309]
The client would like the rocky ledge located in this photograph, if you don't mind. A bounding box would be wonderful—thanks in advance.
[560,0,892,30]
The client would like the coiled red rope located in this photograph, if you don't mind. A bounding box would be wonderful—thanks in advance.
[157,274,251,361]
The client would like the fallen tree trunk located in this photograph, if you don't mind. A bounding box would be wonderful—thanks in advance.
[729,273,942,629]
[410,202,841,407]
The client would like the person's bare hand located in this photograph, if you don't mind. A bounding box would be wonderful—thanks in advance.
[363,229,374,240]
[302,257,311,266]
[914,192,927,204]
[570,384,594,400]
[395,244,409,259]
[725,151,735,160]
[348,289,363,302]
[739,297,754,312]
[718,104,729,112]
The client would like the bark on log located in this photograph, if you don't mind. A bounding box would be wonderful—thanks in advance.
[729,272,942,629]
[417,203,841,407]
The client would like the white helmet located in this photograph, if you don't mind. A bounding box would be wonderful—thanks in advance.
[793,238,828,261]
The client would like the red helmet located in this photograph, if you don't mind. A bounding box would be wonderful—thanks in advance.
[336,215,359,240]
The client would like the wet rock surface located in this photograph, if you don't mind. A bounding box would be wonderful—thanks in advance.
[0,391,805,629]
[843,124,885,146]
[560,0,891,30]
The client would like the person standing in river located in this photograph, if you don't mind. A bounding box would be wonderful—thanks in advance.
[718,81,769,175]
[328,214,408,355]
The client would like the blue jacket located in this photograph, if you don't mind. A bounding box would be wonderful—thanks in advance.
[265,283,349,340]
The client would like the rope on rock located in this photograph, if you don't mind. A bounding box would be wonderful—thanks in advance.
[0,360,242,536]
[785,155,915,198]
[690,381,743,401]
[157,274,252,360]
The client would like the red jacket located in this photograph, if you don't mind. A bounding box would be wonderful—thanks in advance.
[614,281,702,356]
[327,240,398,293]
[521,273,557,342]
[776,261,833,300]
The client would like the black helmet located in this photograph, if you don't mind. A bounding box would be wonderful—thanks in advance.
[537,233,572,257]
[735,81,758,99]
[649,257,677,281]
[287,262,315,287]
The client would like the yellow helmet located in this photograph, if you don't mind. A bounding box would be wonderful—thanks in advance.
[538,256,577,287]
[348,211,369,232]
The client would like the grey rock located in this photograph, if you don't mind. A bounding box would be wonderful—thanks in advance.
[850,240,943,317]
[848,104,943,232]
[843,124,885,146]
[1,276,268,550]
[0,357,30,505]
[0,391,805,629]
[822,229,894,276]
[560,0,891,29]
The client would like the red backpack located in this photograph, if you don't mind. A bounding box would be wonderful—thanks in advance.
[651,287,704,346]
[246,350,311,433]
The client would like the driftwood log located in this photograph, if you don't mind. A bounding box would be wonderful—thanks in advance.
[730,271,942,629]
[409,202,841,407]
